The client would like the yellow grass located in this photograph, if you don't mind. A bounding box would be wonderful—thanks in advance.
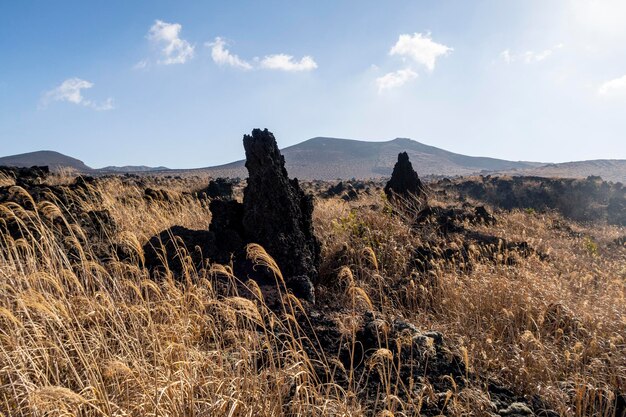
[0,175,624,416]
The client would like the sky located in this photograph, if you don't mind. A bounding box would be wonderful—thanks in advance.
[1,0,626,168]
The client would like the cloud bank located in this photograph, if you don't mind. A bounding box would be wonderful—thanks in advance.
[374,32,451,93]
[41,78,114,111]
[500,44,564,64]
[148,20,195,65]
[206,37,317,72]
[208,37,253,70]
[390,32,453,72]
[259,54,317,72]
[598,74,626,97]
[376,69,418,92]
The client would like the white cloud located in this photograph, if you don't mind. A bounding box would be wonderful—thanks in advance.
[204,36,317,72]
[259,54,318,72]
[41,78,114,111]
[389,33,453,72]
[501,43,564,64]
[133,59,149,70]
[598,74,626,97]
[207,37,252,70]
[500,49,513,64]
[376,68,418,92]
[148,20,194,65]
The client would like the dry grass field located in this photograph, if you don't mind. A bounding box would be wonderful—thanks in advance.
[0,172,624,416]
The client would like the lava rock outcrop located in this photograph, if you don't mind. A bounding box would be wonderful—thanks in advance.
[201,177,236,200]
[242,129,320,283]
[0,166,50,186]
[442,175,626,226]
[323,181,360,201]
[384,152,426,201]
[0,173,118,261]
[143,129,320,302]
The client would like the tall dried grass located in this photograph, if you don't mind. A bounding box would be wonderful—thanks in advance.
[0,177,624,416]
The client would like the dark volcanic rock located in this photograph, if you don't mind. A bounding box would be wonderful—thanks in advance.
[0,174,118,261]
[341,188,358,201]
[208,199,245,262]
[143,129,321,303]
[0,166,50,187]
[608,195,626,226]
[412,203,539,274]
[143,226,216,273]
[474,205,497,225]
[294,310,553,416]
[442,175,626,226]
[202,178,236,200]
[384,152,425,200]
[325,181,347,197]
[242,128,321,289]
[324,181,359,201]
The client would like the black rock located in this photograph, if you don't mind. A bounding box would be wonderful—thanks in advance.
[384,152,425,200]
[474,205,497,225]
[242,128,321,288]
[325,181,347,197]
[143,226,216,274]
[202,178,236,200]
[608,195,626,226]
[0,166,50,187]
[208,199,245,262]
[0,172,118,262]
[143,129,321,303]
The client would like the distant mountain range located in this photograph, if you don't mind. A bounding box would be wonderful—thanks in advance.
[1,139,625,182]
[0,150,92,172]
[99,165,170,173]
[200,137,544,180]
[0,151,169,174]
[503,160,626,184]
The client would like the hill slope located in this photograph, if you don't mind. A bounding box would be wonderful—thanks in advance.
[3,139,624,182]
[506,160,626,183]
[202,137,542,180]
[99,165,170,173]
[0,151,170,174]
[0,150,92,172]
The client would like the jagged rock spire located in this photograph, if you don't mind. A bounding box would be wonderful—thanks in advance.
[242,128,321,286]
[384,152,425,200]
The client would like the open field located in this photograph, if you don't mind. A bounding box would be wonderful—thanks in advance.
[0,165,624,416]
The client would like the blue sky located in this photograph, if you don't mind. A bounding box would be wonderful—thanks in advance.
[1,1,625,168]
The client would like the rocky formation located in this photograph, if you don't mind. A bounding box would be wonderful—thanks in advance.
[0,165,50,186]
[443,175,626,226]
[295,309,555,416]
[201,177,236,200]
[411,203,542,274]
[384,152,426,201]
[323,181,359,201]
[0,173,118,261]
[144,129,320,302]
[608,194,626,226]
[242,129,320,282]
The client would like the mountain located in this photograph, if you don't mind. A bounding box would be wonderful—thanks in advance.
[504,159,626,183]
[0,151,170,174]
[99,165,170,173]
[2,139,624,182]
[0,150,92,172]
[200,137,544,180]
